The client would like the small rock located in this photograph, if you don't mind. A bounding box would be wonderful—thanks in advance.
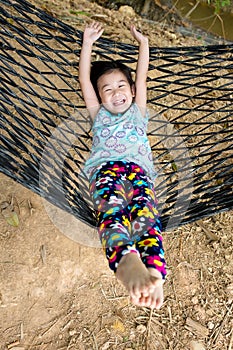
[191,296,199,305]
[101,342,110,350]
[190,340,205,350]
[208,321,215,330]
[118,5,135,17]
[166,32,177,41]
[69,329,76,336]
[136,324,147,334]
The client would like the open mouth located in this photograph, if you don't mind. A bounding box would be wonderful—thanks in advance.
[113,98,126,106]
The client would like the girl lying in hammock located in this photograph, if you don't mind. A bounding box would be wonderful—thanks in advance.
[79,21,166,309]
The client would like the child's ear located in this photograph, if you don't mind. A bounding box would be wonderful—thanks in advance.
[131,84,136,97]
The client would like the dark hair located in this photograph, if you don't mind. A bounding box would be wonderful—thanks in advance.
[90,60,134,103]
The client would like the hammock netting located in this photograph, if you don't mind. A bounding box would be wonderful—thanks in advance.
[0,0,232,230]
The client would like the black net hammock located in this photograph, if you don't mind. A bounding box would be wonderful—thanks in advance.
[0,0,233,231]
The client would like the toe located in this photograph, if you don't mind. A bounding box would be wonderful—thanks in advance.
[139,295,151,307]
[131,284,143,299]
[155,297,163,309]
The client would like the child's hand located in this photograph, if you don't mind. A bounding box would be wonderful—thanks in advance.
[130,25,148,44]
[83,22,104,44]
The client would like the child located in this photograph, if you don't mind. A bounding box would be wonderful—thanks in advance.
[79,22,166,309]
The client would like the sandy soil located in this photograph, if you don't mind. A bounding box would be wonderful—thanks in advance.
[0,1,232,349]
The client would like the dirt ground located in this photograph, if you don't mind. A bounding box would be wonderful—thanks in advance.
[0,1,233,349]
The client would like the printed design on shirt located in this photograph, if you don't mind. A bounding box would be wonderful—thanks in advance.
[84,104,157,181]
[116,131,126,138]
[123,122,133,129]
[100,150,111,157]
[102,116,111,124]
[136,126,144,136]
[101,128,111,138]
[127,134,138,143]
[138,144,147,155]
[105,136,117,148]
[93,135,100,147]
[115,144,126,153]
[96,110,109,123]
[148,152,153,161]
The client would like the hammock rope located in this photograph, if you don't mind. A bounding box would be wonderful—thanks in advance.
[0,0,232,230]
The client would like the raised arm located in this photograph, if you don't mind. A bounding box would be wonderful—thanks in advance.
[79,22,104,120]
[130,26,149,112]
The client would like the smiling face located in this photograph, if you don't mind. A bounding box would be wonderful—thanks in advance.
[97,69,135,115]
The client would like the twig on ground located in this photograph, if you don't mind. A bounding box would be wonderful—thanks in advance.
[39,318,59,337]
[167,305,172,323]
[100,284,108,300]
[92,333,99,350]
[196,220,219,242]
[185,1,200,18]
[39,244,46,264]
[209,301,233,346]
[7,340,20,349]
[229,328,233,350]
[146,308,153,350]
[28,199,35,215]
[20,322,24,340]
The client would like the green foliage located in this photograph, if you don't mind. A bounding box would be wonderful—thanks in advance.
[207,0,231,14]
[69,10,91,16]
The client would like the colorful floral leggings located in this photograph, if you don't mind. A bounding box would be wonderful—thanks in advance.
[90,161,167,280]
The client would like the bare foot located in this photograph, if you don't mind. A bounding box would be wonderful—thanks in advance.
[115,253,163,305]
[136,268,164,309]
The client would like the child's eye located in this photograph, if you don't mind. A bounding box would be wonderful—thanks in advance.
[119,84,125,88]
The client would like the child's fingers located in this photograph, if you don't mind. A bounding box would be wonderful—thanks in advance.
[130,24,136,35]
[84,21,103,41]
[89,21,103,30]
[91,22,103,36]
[130,25,141,39]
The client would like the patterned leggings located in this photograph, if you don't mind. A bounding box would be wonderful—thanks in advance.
[90,161,167,280]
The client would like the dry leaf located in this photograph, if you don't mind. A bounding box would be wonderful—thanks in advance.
[111,319,125,333]
[1,201,19,227]
[5,211,19,227]
[1,200,19,227]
